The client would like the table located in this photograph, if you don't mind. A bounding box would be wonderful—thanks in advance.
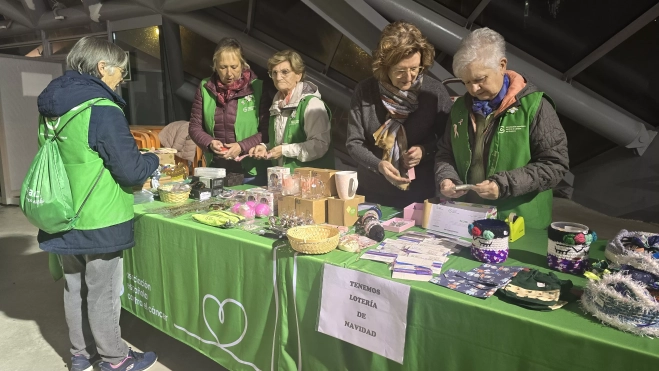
[121,199,659,371]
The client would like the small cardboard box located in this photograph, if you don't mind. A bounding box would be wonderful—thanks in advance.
[327,195,365,226]
[403,203,425,226]
[293,167,315,177]
[278,196,328,224]
[312,169,338,197]
[156,153,175,165]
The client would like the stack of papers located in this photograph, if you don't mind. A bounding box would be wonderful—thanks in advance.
[360,232,465,281]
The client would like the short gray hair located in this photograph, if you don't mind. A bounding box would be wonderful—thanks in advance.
[452,28,506,78]
[66,36,128,78]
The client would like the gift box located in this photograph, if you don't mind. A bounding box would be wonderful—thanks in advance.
[278,195,328,224]
[327,195,365,227]
[403,203,424,226]
[155,153,175,165]
[225,172,245,187]
[267,167,290,191]
[382,218,415,233]
[312,169,338,197]
[293,167,315,177]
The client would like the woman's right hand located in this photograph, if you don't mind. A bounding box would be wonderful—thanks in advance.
[378,161,411,188]
[209,140,225,155]
[250,144,268,159]
[440,179,467,198]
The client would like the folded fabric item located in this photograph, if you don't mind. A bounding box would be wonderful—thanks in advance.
[499,268,573,311]
[430,264,524,299]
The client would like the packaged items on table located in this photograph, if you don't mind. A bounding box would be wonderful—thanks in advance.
[547,222,597,275]
[430,264,525,298]
[194,167,226,178]
[267,166,290,191]
[278,195,327,224]
[327,195,365,227]
[245,188,278,216]
[337,233,377,253]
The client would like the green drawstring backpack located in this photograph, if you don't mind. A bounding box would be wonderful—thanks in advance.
[20,99,105,281]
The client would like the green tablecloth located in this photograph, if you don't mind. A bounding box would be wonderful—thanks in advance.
[121,199,659,371]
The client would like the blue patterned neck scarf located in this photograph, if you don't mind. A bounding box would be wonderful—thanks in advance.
[472,74,510,117]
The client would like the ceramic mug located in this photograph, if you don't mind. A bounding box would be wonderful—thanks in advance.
[335,171,359,200]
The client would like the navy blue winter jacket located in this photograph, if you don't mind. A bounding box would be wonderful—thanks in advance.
[36,71,159,255]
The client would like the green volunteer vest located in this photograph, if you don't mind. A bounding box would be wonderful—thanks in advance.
[200,78,265,177]
[268,96,335,172]
[37,98,134,230]
[450,92,553,229]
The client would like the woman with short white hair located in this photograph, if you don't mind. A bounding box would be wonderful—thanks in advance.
[36,36,159,371]
[434,28,569,229]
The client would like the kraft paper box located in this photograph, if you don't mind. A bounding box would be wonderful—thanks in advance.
[423,197,497,241]
[327,195,366,226]
[156,153,175,165]
[293,167,315,177]
[312,169,338,197]
[278,196,328,224]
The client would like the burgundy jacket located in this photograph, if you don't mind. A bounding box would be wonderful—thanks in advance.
[188,70,270,162]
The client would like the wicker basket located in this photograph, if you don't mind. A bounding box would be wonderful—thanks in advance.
[158,185,191,204]
[286,225,340,254]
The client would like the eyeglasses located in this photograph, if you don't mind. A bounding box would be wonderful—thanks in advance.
[117,67,128,78]
[268,69,291,78]
[392,66,424,77]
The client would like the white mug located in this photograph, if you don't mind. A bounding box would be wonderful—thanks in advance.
[335,171,359,200]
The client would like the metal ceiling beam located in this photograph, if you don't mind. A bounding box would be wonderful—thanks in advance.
[0,0,33,27]
[415,0,466,26]
[20,0,48,26]
[562,3,659,81]
[162,0,241,13]
[364,0,656,155]
[37,1,155,30]
[465,0,491,29]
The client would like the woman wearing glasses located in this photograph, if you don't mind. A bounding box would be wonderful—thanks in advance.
[250,49,333,170]
[346,21,452,208]
[188,37,269,184]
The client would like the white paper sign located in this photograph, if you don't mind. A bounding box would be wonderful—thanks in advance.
[426,202,496,240]
[317,264,410,364]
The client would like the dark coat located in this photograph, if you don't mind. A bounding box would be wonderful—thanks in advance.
[188,70,271,168]
[346,75,453,208]
[36,70,159,255]
[434,75,569,199]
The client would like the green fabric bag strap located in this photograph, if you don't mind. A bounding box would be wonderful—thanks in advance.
[44,98,117,219]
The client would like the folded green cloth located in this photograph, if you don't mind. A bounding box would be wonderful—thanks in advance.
[498,268,573,311]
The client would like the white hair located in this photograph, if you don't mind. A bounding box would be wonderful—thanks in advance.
[66,36,128,78]
[452,28,506,78]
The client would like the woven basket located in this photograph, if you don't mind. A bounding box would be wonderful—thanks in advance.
[581,273,659,337]
[606,229,659,266]
[286,225,340,255]
[158,185,191,204]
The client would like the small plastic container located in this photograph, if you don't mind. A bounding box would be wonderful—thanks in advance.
[194,167,226,178]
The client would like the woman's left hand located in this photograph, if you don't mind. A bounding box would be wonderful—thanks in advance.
[472,180,499,200]
[268,145,283,160]
[402,146,423,168]
[220,143,242,160]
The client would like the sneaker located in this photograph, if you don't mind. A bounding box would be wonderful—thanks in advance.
[99,349,158,371]
[71,354,101,371]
